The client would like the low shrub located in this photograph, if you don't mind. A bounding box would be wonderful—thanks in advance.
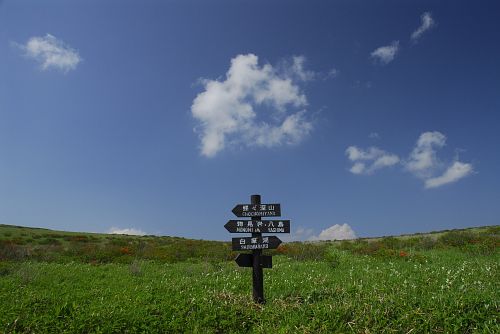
[0,241,29,261]
[129,259,142,276]
[438,231,499,255]
[276,242,328,261]
[438,231,476,247]
[37,238,61,246]
[378,237,401,249]
[485,225,500,235]
[323,247,349,268]
[0,262,13,276]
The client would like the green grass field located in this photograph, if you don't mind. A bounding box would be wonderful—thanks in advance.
[1,224,499,333]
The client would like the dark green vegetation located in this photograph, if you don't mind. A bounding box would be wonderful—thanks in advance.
[1,224,499,333]
[0,224,233,264]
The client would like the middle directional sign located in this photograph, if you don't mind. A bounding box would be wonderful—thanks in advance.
[232,236,282,251]
[225,220,290,233]
[232,203,281,217]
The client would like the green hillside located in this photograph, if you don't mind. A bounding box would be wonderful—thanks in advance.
[1,223,499,264]
[1,224,499,333]
[0,224,233,264]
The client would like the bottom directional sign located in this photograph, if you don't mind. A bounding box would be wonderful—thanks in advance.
[235,254,272,268]
[232,236,282,251]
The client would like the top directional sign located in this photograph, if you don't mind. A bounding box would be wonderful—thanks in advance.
[232,203,281,217]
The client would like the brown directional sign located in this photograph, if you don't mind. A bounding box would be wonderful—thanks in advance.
[232,236,282,251]
[236,254,272,268]
[232,203,281,217]
[225,220,290,233]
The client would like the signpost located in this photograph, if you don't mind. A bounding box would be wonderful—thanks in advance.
[226,194,290,304]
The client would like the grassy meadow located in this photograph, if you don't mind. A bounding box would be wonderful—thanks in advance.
[0,224,499,333]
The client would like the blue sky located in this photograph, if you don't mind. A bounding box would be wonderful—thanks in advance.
[1,0,499,241]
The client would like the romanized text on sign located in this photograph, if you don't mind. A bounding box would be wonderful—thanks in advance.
[225,220,290,233]
[232,204,281,217]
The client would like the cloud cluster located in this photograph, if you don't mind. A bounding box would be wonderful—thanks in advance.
[347,131,473,188]
[406,132,473,189]
[310,224,357,241]
[191,54,313,157]
[19,34,81,72]
[108,227,146,236]
[411,12,435,41]
[345,146,400,175]
[370,41,400,64]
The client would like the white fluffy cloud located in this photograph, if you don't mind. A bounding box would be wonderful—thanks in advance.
[20,34,81,72]
[370,41,399,64]
[108,227,146,236]
[411,12,435,41]
[405,131,446,178]
[425,161,473,189]
[191,54,313,157]
[310,224,357,241]
[346,146,400,175]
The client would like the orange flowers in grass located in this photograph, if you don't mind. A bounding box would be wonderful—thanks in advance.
[276,245,288,254]
[399,251,408,257]
[120,247,132,255]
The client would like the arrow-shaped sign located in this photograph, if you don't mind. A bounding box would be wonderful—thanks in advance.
[232,236,282,251]
[232,203,281,217]
[225,220,290,233]
[235,254,272,268]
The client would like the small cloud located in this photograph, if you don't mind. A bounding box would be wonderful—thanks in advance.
[351,80,372,89]
[325,68,339,79]
[405,131,446,178]
[349,162,366,175]
[369,132,380,139]
[310,224,357,241]
[191,54,313,157]
[346,146,400,175]
[289,55,316,81]
[17,34,81,72]
[425,161,473,188]
[108,227,146,236]
[370,41,399,65]
[283,226,315,242]
[411,12,435,41]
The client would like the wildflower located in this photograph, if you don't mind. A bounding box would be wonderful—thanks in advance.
[120,247,132,255]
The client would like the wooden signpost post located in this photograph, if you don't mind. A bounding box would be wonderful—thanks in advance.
[227,194,290,304]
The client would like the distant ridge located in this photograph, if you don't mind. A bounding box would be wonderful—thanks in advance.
[1,223,498,241]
